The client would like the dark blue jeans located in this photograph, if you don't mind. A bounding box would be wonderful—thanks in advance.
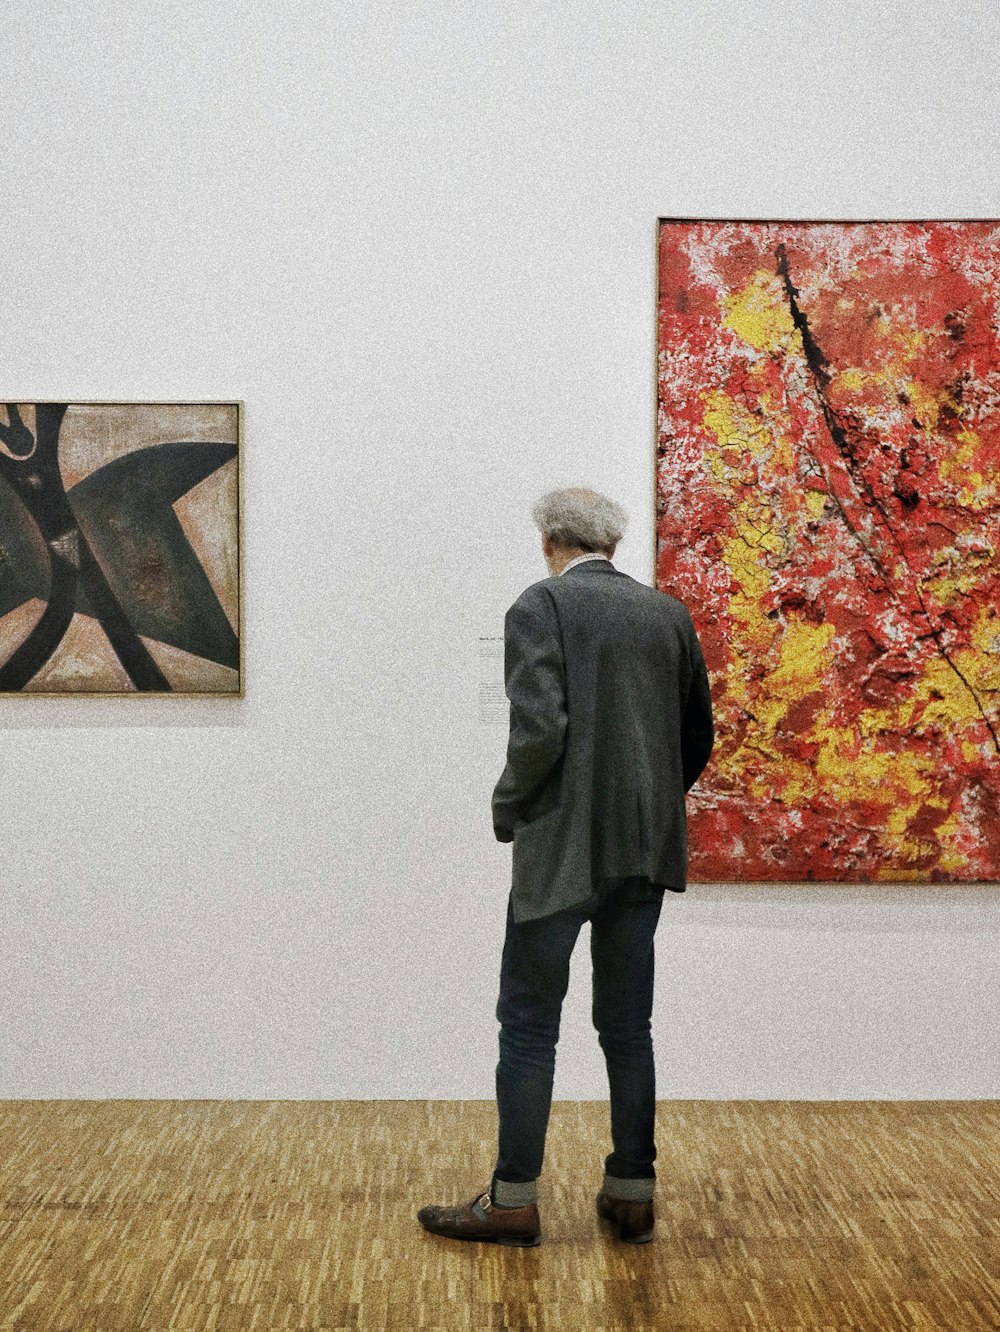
[491,876,665,1205]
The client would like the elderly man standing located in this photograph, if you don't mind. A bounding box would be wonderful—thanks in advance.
[418,487,714,1247]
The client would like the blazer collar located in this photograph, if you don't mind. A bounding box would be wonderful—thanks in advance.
[561,559,619,577]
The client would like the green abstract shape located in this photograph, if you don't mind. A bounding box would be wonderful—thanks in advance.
[68,441,239,670]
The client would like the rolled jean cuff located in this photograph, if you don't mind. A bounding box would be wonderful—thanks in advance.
[492,1176,538,1207]
[603,1173,654,1202]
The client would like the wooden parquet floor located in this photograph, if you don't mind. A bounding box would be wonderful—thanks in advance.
[0,1100,996,1331]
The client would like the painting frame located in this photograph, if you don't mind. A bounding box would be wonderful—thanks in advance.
[655,217,1000,884]
[0,399,244,699]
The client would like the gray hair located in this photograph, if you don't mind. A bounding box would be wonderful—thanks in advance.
[530,487,628,552]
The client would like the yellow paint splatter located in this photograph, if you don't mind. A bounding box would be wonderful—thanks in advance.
[970,604,1000,657]
[701,390,774,478]
[804,489,826,520]
[934,809,972,875]
[701,388,791,653]
[764,620,836,714]
[831,326,931,403]
[810,717,934,813]
[721,271,797,354]
[903,374,951,430]
[914,643,1000,731]
[939,428,994,509]
[720,618,836,803]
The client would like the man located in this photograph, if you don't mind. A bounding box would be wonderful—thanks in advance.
[418,487,714,1247]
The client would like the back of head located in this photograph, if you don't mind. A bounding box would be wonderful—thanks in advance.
[531,486,628,553]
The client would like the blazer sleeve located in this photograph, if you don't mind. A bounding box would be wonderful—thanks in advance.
[681,615,715,793]
[491,591,568,842]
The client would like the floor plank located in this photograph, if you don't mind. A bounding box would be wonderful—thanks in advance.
[0,1101,996,1330]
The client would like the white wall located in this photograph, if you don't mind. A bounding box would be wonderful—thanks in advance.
[1,0,997,1099]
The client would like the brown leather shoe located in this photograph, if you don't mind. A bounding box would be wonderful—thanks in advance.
[418,1191,541,1247]
[596,1190,655,1243]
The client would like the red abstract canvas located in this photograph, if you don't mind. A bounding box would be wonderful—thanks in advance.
[656,219,1000,881]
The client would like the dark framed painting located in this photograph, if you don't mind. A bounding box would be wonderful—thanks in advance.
[0,401,242,696]
[656,219,999,882]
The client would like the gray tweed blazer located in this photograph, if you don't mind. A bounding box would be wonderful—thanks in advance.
[492,559,714,923]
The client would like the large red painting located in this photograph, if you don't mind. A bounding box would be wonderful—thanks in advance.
[656,219,1000,881]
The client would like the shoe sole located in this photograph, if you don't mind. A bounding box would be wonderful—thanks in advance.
[420,1223,541,1247]
[597,1202,655,1244]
